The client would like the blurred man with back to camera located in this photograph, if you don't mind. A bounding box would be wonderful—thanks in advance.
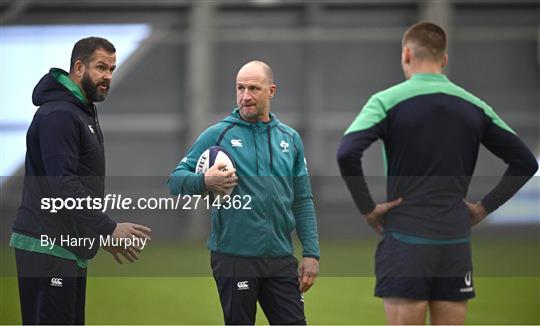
[169,60,320,325]
[10,36,151,325]
[337,22,538,325]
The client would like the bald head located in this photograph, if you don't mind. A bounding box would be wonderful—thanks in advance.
[237,60,274,85]
[235,60,276,123]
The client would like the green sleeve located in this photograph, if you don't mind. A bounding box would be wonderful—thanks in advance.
[344,96,386,135]
[292,133,320,259]
[168,126,219,195]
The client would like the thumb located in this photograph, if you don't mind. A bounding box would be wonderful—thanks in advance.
[386,197,403,209]
[462,199,474,208]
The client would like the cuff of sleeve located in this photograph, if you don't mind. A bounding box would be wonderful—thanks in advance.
[302,254,320,260]
[199,174,207,193]
[98,217,117,236]
[479,199,497,214]
[360,201,376,215]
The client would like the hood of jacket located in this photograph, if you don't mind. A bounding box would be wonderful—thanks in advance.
[32,68,91,114]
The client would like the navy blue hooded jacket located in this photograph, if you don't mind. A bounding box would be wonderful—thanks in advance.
[11,68,117,262]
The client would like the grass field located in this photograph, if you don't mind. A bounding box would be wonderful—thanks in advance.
[1,238,539,325]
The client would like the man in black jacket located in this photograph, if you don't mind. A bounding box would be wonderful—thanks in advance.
[10,37,151,325]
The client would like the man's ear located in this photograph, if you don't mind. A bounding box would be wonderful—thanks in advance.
[402,46,411,65]
[73,60,85,78]
[441,53,449,68]
[269,84,276,98]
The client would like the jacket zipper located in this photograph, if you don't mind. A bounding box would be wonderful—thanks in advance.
[92,105,104,144]
[265,126,273,258]
[251,129,259,174]
[253,126,271,258]
[267,126,273,173]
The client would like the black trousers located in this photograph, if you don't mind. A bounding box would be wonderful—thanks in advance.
[15,249,87,325]
[211,252,306,325]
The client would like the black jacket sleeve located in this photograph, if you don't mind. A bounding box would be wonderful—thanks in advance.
[336,128,381,214]
[39,110,117,236]
[480,122,538,213]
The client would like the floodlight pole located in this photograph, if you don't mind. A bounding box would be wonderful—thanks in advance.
[421,0,453,75]
[186,1,215,238]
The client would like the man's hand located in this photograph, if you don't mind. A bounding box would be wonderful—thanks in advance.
[112,222,151,240]
[299,257,319,293]
[103,245,140,264]
[204,162,238,195]
[106,222,151,264]
[364,198,403,235]
[463,199,488,226]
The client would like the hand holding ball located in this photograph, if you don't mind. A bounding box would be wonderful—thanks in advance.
[196,146,237,196]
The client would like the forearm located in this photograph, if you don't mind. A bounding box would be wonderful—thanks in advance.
[168,168,206,196]
[337,134,376,214]
[293,196,320,259]
[481,161,538,213]
[481,127,538,213]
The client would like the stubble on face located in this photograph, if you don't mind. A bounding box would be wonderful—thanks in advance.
[236,62,274,122]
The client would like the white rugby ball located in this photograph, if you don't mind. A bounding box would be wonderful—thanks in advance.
[195,146,236,195]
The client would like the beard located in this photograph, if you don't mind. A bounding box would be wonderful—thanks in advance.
[240,106,259,120]
[239,101,267,122]
[81,72,109,103]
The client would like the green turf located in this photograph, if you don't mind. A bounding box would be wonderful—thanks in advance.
[1,276,538,324]
[1,238,538,324]
[3,236,536,277]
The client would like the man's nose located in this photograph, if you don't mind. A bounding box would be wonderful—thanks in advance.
[242,90,252,101]
[103,71,112,80]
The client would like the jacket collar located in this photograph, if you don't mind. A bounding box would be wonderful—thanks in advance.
[410,73,449,82]
[223,108,280,130]
[51,68,89,106]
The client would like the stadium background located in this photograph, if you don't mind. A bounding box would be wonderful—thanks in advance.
[1,0,538,324]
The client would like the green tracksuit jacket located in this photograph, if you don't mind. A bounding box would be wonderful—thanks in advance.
[169,109,320,259]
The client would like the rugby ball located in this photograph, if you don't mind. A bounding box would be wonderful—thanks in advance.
[195,146,236,195]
